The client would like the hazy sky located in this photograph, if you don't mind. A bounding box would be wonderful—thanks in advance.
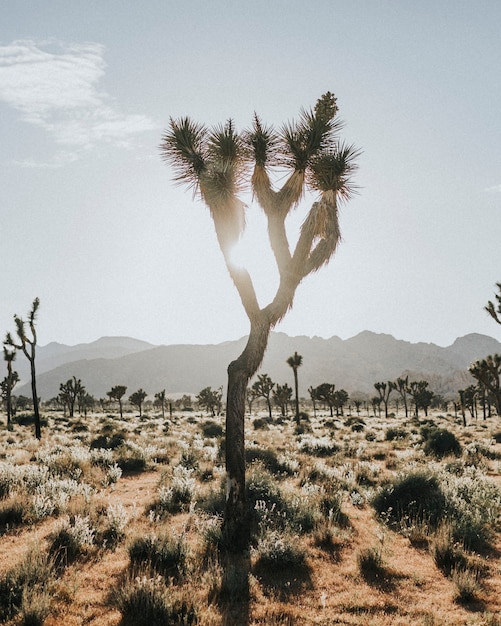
[1,1,500,348]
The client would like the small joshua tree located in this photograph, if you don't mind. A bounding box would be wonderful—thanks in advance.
[287,351,303,421]
[108,385,127,418]
[5,298,42,439]
[1,346,19,430]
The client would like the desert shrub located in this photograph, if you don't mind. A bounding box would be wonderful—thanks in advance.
[422,428,461,458]
[372,472,447,530]
[345,417,365,432]
[180,448,200,470]
[246,447,283,475]
[0,550,54,623]
[71,420,88,433]
[197,483,225,516]
[114,573,198,626]
[15,414,48,428]
[320,491,349,527]
[48,515,95,567]
[492,430,501,444]
[90,431,126,450]
[247,465,286,509]
[357,546,387,583]
[439,465,501,550]
[200,420,223,438]
[152,466,197,515]
[253,417,270,430]
[19,586,51,626]
[297,435,339,457]
[385,427,408,441]
[0,498,26,529]
[102,503,129,545]
[0,463,16,499]
[128,533,188,578]
[294,420,313,435]
[253,528,306,571]
[430,525,468,576]
[115,441,156,472]
[452,567,480,604]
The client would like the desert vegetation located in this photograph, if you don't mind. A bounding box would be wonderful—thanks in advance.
[0,396,500,625]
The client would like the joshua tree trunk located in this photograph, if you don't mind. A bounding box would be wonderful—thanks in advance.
[224,319,270,549]
[293,369,299,420]
[30,357,41,439]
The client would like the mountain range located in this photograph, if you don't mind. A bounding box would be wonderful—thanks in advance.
[11,331,501,401]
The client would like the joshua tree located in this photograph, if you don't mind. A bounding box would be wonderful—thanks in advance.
[129,388,147,417]
[334,388,349,416]
[273,383,293,417]
[5,298,42,439]
[485,282,501,325]
[308,385,318,417]
[246,387,257,415]
[469,355,501,416]
[374,381,392,418]
[315,382,337,417]
[286,351,303,421]
[154,389,167,418]
[108,385,127,418]
[1,346,19,430]
[161,92,359,548]
[407,380,433,417]
[252,374,275,420]
[392,376,409,417]
[197,386,223,416]
[59,376,85,417]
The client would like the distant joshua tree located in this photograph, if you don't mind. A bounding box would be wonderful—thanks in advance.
[374,381,392,418]
[308,385,318,417]
[1,346,19,430]
[129,388,147,417]
[59,376,85,417]
[287,352,303,421]
[4,298,42,439]
[161,92,359,548]
[273,383,293,417]
[154,389,167,418]
[108,385,127,418]
[252,374,275,420]
[470,356,501,416]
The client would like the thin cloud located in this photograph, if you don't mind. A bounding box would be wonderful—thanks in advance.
[0,39,157,156]
[485,184,501,193]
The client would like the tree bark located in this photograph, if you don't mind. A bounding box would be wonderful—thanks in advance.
[223,318,270,550]
[293,369,299,421]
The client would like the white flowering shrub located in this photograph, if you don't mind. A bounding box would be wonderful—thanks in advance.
[298,435,339,457]
[156,465,197,513]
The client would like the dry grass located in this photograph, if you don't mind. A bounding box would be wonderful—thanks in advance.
[0,406,500,625]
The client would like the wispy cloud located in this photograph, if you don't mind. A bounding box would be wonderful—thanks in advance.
[485,184,501,193]
[0,39,157,162]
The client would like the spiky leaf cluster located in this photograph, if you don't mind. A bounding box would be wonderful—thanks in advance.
[307,143,360,197]
[245,114,279,168]
[160,117,208,192]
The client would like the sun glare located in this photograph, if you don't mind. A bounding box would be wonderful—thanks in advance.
[227,213,279,305]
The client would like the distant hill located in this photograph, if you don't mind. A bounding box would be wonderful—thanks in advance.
[13,331,501,401]
[13,336,155,383]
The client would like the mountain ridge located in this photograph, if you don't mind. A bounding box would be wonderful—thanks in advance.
[13,331,501,400]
